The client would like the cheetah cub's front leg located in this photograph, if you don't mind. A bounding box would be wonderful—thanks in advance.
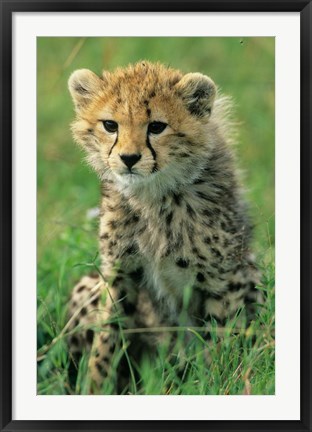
[68,195,148,392]
[68,267,144,393]
[67,274,116,390]
[68,274,103,358]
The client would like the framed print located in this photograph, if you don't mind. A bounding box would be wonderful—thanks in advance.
[1,0,311,431]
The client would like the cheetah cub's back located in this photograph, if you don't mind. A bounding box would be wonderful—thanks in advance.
[68,61,263,392]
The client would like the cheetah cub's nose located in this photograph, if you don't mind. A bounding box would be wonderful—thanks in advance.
[120,153,142,169]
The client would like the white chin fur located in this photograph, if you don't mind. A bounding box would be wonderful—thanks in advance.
[113,172,146,186]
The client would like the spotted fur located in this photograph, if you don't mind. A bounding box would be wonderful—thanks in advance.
[67,61,263,393]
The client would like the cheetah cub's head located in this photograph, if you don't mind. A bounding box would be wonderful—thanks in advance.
[69,61,217,188]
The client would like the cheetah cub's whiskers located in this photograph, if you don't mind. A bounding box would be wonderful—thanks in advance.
[67,61,263,393]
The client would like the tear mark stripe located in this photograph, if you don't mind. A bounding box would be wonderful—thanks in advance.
[108,134,119,157]
[146,136,157,160]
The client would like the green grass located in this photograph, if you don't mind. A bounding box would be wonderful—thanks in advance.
[37,37,275,395]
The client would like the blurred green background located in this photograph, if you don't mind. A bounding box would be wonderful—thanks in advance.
[37,37,275,395]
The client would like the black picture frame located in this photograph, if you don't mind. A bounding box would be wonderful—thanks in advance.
[1,0,311,431]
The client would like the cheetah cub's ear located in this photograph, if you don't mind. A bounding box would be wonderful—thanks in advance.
[68,69,104,112]
[176,73,216,118]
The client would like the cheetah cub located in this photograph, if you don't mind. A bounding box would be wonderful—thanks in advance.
[68,61,262,393]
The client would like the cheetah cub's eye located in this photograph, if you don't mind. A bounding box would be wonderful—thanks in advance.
[102,120,118,133]
[148,121,167,135]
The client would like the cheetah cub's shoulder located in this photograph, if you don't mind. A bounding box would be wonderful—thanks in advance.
[68,61,262,391]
